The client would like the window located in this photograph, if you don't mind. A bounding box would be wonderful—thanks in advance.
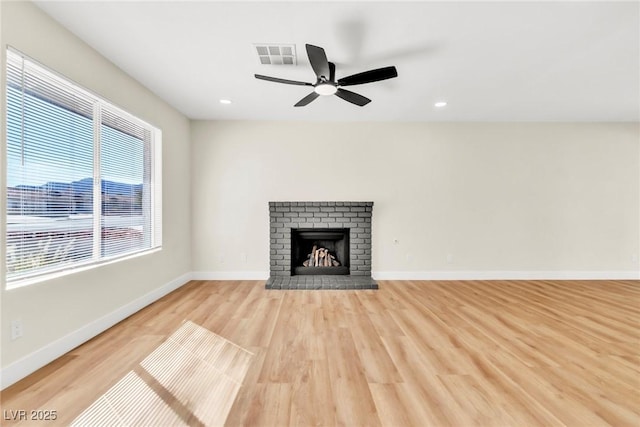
[5,48,162,285]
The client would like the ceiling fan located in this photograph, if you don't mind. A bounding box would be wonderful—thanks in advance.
[254,44,398,107]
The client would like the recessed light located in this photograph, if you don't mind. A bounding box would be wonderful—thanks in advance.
[434,101,447,108]
[219,99,232,104]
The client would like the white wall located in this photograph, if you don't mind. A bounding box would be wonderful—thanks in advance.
[1,1,192,385]
[191,121,639,279]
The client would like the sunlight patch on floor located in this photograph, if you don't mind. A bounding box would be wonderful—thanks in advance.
[71,321,253,426]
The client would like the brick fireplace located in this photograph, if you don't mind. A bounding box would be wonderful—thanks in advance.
[266,201,377,289]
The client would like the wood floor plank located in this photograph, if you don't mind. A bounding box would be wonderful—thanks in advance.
[325,327,381,426]
[289,359,335,426]
[1,279,638,426]
[368,383,415,427]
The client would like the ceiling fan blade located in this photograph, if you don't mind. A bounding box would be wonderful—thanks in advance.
[255,74,313,86]
[329,62,336,82]
[294,92,320,107]
[306,44,331,80]
[337,66,398,87]
[335,89,371,106]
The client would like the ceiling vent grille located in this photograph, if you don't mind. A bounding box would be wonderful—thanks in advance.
[254,44,297,65]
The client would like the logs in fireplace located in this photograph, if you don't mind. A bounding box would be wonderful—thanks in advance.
[302,245,341,267]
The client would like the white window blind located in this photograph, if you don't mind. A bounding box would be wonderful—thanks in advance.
[5,48,162,285]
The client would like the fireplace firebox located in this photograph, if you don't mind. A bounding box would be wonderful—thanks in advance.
[292,228,349,275]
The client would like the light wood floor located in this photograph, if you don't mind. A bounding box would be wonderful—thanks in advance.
[1,280,639,426]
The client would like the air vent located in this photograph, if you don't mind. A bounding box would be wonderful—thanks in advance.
[254,43,297,65]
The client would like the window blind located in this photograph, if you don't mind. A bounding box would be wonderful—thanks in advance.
[6,48,162,284]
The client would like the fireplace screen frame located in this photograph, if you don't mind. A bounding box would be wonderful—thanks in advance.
[291,228,350,276]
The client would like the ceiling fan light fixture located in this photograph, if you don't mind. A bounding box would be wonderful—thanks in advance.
[314,83,337,96]
[434,101,448,108]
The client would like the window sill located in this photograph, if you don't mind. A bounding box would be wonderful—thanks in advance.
[5,247,162,290]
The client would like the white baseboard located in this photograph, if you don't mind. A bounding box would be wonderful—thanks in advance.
[192,270,639,281]
[372,270,640,280]
[191,271,269,280]
[0,272,193,390]
[191,270,640,280]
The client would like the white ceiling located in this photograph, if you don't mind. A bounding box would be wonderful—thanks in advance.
[35,1,639,122]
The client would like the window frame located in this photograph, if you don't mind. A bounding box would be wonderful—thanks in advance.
[5,47,162,289]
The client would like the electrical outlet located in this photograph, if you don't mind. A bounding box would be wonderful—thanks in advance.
[446,253,454,263]
[632,253,639,264]
[218,255,225,264]
[241,252,248,263]
[11,319,23,340]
